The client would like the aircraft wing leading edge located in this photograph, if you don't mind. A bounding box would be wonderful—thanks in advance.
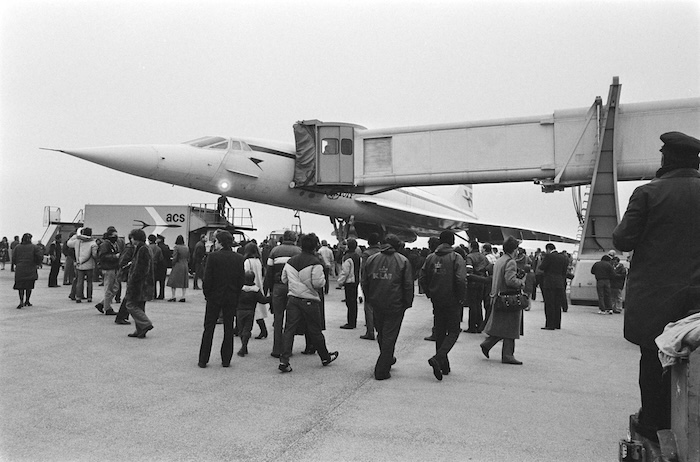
[353,195,577,245]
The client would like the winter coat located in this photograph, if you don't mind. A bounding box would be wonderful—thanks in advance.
[613,168,700,349]
[611,264,627,290]
[338,250,360,286]
[167,244,190,288]
[265,241,301,289]
[538,250,568,289]
[590,260,615,281]
[484,254,525,339]
[244,257,269,320]
[68,234,98,271]
[419,243,466,307]
[237,284,269,312]
[202,248,245,304]
[98,240,120,271]
[281,252,325,301]
[125,242,155,302]
[362,245,414,314]
[13,243,43,282]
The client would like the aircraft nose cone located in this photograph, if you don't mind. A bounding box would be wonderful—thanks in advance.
[57,145,159,177]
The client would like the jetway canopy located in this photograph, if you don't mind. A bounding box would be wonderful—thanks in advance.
[292,120,365,189]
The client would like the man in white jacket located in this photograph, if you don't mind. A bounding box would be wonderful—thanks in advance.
[68,228,98,303]
[278,233,338,373]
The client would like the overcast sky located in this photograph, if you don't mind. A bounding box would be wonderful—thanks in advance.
[1,0,698,250]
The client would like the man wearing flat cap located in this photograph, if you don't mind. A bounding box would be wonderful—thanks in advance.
[613,131,700,443]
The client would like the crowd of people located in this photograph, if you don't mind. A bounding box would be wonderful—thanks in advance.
[5,223,583,378]
[5,130,699,448]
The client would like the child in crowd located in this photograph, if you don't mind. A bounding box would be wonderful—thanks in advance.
[523,264,536,310]
[236,271,270,356]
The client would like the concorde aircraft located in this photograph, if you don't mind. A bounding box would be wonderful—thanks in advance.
[43,135,576,244]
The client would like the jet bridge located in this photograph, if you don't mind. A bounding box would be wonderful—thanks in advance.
[291,79,699,194]
[290,77,700,306]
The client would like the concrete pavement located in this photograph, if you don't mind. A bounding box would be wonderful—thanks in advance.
[0,267,638,461]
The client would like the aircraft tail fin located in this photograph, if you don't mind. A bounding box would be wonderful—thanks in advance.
[451,185,474,214]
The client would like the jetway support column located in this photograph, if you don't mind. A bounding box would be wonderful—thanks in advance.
[569,77,623,305]
[578,77,622,256]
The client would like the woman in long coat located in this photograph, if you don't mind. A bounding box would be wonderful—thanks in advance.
[166,235,189,302]
[0,236,9,270]
[480,236,526,365]
[13,233,43,308]
[243,242,269,338]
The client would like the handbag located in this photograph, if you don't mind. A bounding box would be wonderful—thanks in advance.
[494,290,529,312]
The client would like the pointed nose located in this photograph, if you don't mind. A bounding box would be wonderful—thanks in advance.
[58,145,159,177]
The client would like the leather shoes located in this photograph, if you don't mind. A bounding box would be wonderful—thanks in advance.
[95,302,104,313]
[270,353,281,358]
[137,325,154,338]
[359,334,375,340]
[424,335,436,341]
[502,357,523,365]
[198,362,207,368]
[339,324,355,329]
[114,319,131,325]
[375,373,391,380]
[104,309,117,316]
[428,357,443,381]
[480,344,490,359]
[541,327,555,330]
[127,331,140,338]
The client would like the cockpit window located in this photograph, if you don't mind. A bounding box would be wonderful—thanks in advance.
[184,137,229,149]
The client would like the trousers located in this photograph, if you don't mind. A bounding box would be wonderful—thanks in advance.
[433,303,462,369]
[271,283,288,356]
[374,309,406,379]
[280,296,330,364]
[199,297,237,365]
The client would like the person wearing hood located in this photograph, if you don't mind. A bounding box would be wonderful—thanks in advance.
[420,230,467,380]
[362,234,414,380]
[613,131,700,443]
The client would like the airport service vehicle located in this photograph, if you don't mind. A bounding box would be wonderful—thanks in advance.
[81,203,253,248]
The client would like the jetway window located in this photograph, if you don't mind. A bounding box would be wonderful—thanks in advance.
[341,138,353,155]
[364,137,393,174]
[322,138,338,155]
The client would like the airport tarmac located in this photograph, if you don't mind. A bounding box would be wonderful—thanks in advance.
[1,267,639,462]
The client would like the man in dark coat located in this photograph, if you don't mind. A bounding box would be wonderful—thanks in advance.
[538,243,568,330]
[192,234,206,290]
[155,235,170,300]
[420,230,466,380]
[125,229,155,338]
[613,131,700,443]
[198,230,245,368]
[362,234,414,380]
[359,233,382,340]
[465,240,489,333]
[47,234,62,287]
[590,255,616,315]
